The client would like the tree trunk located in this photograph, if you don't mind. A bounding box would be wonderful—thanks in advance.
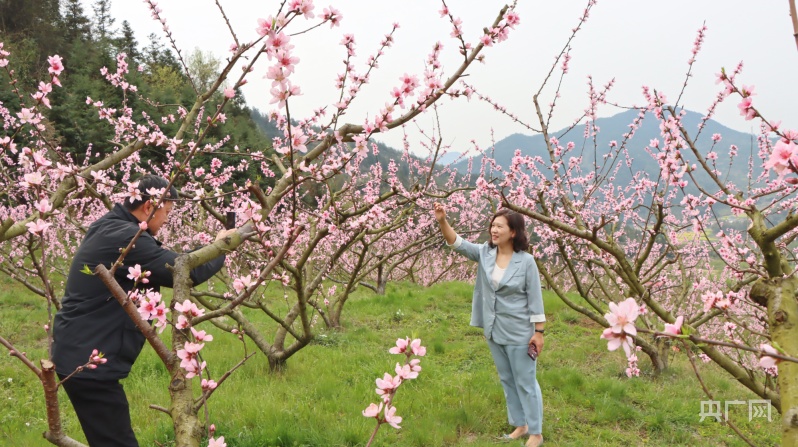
[170,329,202,447]
[328,308,342,329]
[764,276,798,446]
[634,337,667,374]
[41,360,88,447]
[170,257,202,447]
[376,258,385,295]
[649,337,669,373]
[376,275,387,296]
[169,372,202,447]
[268,356,287,372]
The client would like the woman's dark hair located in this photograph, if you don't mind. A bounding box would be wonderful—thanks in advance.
[123,174,179,211]
[488,209,529,252]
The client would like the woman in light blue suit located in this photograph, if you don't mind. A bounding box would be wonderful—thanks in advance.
[435,203,545,447]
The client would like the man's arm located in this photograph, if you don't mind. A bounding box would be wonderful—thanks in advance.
[125,234,226,288]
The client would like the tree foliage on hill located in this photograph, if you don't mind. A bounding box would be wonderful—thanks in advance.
[0,0,269,188]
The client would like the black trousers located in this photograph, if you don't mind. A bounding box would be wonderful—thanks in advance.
[59,375,139,447]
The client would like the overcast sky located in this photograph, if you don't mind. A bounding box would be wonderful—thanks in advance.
[103,0,798,154]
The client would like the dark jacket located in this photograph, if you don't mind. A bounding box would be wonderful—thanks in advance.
[52,204,225,380]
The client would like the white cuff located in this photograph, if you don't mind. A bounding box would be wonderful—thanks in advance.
[530,314,547,323]
[447,234,463,249]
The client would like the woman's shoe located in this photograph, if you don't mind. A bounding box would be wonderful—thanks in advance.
[524,434,543,447]
[499,427,529,441]
[499,432,530,441]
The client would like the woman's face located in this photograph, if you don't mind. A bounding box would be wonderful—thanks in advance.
[490,215,515,248]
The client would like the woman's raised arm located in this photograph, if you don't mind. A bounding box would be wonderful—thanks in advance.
[434,202,457,245]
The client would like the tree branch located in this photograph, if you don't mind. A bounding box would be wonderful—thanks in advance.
[790,0,798,52]
[94,265,174,368]
[191,225,303,325]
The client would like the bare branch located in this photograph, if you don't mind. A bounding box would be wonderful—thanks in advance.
[0,335,41,376]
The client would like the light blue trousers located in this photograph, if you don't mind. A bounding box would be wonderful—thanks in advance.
[486,338,543,434]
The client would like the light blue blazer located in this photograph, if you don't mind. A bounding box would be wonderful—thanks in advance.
[449,235,546,345]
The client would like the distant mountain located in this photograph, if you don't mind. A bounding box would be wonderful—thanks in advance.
[436,151,462,166]
[451,109,761,192]
[251,107,762,198]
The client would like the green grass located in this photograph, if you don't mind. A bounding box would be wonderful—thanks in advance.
[0,276,781,446]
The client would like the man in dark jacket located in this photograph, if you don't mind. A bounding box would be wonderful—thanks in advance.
[52,174,234,447]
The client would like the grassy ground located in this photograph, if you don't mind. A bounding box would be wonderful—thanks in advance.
[0,274,781,446]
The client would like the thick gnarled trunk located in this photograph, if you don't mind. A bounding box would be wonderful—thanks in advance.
[753,276,798,446]
[170,257,203,447]
[169,362,202,447]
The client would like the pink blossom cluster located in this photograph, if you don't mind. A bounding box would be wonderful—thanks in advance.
[176,341,206,379]
[662,316,684,337]
[175,299,205,330]
[144,0,169,34]
[255,5,316,110]
[321,6,342,27]
[388,337,426,357]
[0,42,9,67]
[84,66,170,148]
[478,10,519,47]
[26,218,52,235]
[48,54,64,85]
[86,349,108,370]
[127,264,151,284]
[625,353,640,378]
[362,338,425,436]
[686,24,707,65]
[736,85,756,121]
[13,151,58,237]
[600,298,639,358]
[134,289,169,333]
[331,25,398,124]
[30,81,55,110]
[172,300,215,379]
[759,344,781,376]
[764,135,798,177]
[390,73,420,109]
[232,274,255,294]
[100,53,137,92]
[700,289,738,312]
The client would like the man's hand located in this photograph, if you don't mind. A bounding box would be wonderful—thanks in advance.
[215,228,237,242]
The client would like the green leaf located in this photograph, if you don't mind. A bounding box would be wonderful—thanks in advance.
[80,264,94,275]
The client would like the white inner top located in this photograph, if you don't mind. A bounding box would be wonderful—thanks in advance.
[491,265,506,289]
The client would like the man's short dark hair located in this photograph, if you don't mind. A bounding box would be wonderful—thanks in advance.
[123,174,179,211]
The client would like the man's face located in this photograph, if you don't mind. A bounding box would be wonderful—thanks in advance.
[146,200,174,236]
